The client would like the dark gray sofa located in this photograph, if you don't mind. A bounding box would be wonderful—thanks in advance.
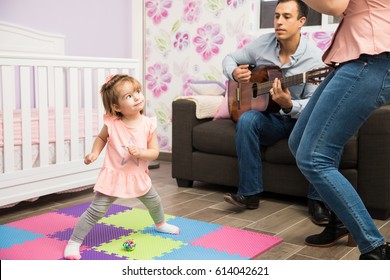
[172,99,390,220]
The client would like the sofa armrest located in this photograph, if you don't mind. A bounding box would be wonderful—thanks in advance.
[358,104,390,219]
[172,99,212,185]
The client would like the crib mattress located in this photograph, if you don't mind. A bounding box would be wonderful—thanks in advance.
[0,140,87,174]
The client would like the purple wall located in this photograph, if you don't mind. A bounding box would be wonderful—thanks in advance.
[0,0,132,58]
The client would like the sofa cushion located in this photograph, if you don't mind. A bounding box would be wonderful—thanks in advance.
[264,135,358,168]
[264,139,296,164]
[193,118,358,168]
[193,119,237,156]
[340,134,358,168]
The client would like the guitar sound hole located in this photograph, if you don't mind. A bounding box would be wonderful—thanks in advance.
[252,83,258,98]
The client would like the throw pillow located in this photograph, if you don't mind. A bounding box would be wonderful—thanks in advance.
[188,80,226,96]
[213,94,230,120]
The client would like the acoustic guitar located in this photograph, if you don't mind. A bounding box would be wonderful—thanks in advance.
[228,65,333,122]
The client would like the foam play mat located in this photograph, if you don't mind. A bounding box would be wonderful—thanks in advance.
[0,202,283,260]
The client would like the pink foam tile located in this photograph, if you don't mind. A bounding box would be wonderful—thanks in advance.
[7,212,79,236]
[0,237,66,260]
[0,237,91,260]
[191,226,283,258]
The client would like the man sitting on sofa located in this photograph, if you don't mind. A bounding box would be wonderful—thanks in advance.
[222,0,330,225]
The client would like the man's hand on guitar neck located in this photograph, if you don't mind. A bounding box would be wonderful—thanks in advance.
[232,64,253,83]
[270,77,293,112]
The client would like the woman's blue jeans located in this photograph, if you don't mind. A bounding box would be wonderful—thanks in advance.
[289,53,390,254]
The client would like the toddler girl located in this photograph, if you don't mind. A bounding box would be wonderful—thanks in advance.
[64,74,179,260]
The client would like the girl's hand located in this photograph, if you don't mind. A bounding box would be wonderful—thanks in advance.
[84,153,98,165]
[127,145,143,158]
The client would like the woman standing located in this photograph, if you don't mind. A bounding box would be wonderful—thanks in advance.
[288,0,390,259]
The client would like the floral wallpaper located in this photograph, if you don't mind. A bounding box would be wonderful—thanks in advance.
[143,0,334,153]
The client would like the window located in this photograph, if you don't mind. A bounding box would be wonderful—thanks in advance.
[255,0,339,32]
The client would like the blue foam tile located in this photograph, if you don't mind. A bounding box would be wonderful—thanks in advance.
[141,216,223,243]
[154,244,248,260]
[0,225,43,249]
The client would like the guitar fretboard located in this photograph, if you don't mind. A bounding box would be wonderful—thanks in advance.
[254,67,330,95]
[255,74,305,94]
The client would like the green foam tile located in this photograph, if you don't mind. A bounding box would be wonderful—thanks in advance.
[94,232,184,260]
[99,208,175,231]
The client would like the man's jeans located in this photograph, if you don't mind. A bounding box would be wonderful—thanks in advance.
[236,110,311,196]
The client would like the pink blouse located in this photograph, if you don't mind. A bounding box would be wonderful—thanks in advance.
[93,115,157,198]
[323,0,390,65]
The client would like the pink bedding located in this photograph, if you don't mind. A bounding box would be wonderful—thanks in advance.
[0,108,99,147]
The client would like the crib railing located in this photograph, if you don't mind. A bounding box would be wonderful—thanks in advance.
[0,54,140,206]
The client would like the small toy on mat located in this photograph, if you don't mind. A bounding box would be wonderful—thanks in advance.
[122,239,136,251]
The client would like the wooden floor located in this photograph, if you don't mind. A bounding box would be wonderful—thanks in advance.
[1,160,389,260]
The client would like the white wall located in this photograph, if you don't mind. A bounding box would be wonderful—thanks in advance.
[0,0,133,58]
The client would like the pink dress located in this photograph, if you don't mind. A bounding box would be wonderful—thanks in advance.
[93,114,157,198]
[323,0,390,65]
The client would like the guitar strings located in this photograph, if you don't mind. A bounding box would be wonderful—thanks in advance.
[254,67,330,94]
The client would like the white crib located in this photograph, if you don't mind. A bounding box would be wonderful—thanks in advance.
[0,22,140,207]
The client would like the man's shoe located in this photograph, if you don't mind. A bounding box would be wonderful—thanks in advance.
[360,243,390,260]
[305,211,356,247]
[308,199,331,226]
[223,193,260,209]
